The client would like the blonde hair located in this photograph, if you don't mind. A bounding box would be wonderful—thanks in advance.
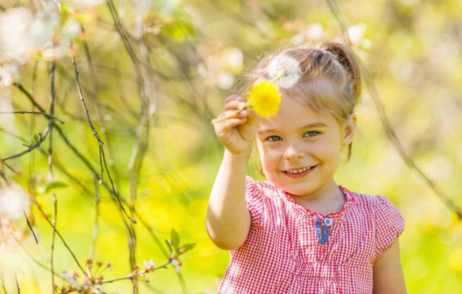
[233,41,363,178]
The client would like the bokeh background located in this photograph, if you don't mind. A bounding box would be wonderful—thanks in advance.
[0,0,461,293]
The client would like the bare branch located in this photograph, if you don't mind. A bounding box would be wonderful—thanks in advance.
[0,111,64,124]
[48,62,58,294]
[71,51,136,225]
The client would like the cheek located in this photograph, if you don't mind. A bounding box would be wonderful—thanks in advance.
[313,138,340,156]
[314,142,342,169]
[259,146,280,168]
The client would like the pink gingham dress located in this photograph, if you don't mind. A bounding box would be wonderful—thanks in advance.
[217,176,405,294]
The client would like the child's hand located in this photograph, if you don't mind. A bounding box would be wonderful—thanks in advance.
[214,95,257,156]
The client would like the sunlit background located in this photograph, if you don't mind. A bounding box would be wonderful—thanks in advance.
[0,0,461,293]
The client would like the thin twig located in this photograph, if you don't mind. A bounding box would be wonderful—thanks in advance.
[14,82,173,286]
[34,200,86,275]
[101,261,171,285]
[11,233,66,282]
[0,100,54,163]
[24,211,39,244]
[71,52,136,225]
[88,176,100,260]
[48,62,58,294]
[0,111,64,124]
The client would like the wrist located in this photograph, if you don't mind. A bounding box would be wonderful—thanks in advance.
[224,148,252,165]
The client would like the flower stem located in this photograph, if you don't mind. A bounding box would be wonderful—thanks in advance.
[211,100,252,124]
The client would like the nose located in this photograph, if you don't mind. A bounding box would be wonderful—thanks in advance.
[284,142,305,161]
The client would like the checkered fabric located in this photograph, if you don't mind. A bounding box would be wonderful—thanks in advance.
[217,176,405,294]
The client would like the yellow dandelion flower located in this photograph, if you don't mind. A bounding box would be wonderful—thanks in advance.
[247,80,281,117]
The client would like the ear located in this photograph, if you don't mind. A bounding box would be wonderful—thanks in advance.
[341,113,356,146]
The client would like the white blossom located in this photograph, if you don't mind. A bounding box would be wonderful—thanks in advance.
[347,23,366,46]
[267,54,301,89]
[171,257,182,273]
[228,48,243,68]
[0,4,60,64]
[0,184,30,220]
[307,23,324,40]
[0,7,35,63]
[62,271,80,288]
[217,71,235,90]
[41,42,70,60]
[143,259,155,271]
[62,20,82,39]
[29,8,60,49]
[0,64,19,88]
[291,34,305,45]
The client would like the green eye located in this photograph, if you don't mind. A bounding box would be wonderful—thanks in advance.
[304,131,320,137]
[267,136,282,142]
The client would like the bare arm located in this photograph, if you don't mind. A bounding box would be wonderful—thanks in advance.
[373,239,407,294]
[206,95,257,251]
[206,149,251,250]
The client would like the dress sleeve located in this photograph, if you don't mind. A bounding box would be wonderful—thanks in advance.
[244,175,266,225]
[372,195,405,263]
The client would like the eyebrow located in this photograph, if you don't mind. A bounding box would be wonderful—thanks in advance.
[258,122,328,135]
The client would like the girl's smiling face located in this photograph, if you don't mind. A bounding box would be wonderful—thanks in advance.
[255,94,356,201]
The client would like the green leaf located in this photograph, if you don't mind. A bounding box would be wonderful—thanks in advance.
[180,243,196,253]
[33,133,40,143]
[171,228,180,252]
[43,181,69,194]
[165,239,173,253]
[161,10,196,42]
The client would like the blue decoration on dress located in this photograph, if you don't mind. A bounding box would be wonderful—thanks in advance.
[315,218,332,244]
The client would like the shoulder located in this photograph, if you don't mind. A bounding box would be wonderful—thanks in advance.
[245,175,280,199]
[344,188,400,215]
[341,188,405,228]
[342,187,405,263]
[364,193,405,231]
[244,175,280,224]
[368,194,406,263]
[342,187,379,212]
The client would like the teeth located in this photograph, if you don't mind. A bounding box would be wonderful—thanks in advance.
[287,166,314,174]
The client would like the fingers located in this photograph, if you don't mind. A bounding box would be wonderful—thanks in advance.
[213,95,249,125]
[238,110,248,117]
[224,95,246,111]
[215,117,247,136]
[225,95,241,103]
[223,117,247,129]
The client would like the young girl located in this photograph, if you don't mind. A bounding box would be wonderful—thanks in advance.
[206,41,406,294]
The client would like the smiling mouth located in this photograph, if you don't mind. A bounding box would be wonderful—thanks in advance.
[282,165,319,174]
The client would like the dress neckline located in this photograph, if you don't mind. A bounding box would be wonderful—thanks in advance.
[281,184,355,219]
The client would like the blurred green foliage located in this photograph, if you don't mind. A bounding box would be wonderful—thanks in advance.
[0,0,461,293]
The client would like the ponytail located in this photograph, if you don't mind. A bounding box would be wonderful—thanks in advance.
[320,42,362,105]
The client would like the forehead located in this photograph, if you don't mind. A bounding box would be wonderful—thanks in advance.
[256,95,336,131]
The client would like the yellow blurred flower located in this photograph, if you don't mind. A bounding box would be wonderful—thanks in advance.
[247,80,281,117]
[448,248,462,272]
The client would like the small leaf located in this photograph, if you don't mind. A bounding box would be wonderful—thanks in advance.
[33,133,40,143]
[180,243,196,253]
[165,239,173,253]
[171,228,180,252]
[44,181,69,193]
